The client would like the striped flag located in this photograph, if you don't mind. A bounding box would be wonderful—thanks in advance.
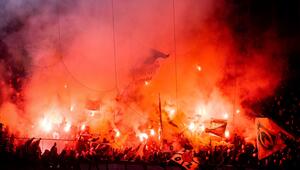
[205,119,227,137]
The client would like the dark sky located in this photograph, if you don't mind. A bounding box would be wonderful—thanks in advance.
[223,0,300,136]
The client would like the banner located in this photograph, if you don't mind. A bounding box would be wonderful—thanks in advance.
[255,118,294,160]
[170,149,199,170]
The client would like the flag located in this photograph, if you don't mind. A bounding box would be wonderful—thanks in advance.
[205,119,227,137]
[255,118,294,160]
[170,149,199,170]
[144,49,169,64]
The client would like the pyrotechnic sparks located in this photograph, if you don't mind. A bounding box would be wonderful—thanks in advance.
[164,105,176,119]
[40,118,52,133]
[196,65,202,72]
[223,113,229,119]
[70,105,75,112]
[53,132,60,139]
[150,129,155,136]
[188,122,196,132]
[169,108,176,118]
[200,124,205,132]
[225,130,230,138]
[115,129,121,138]
[63,122,71,132]
[138,133,149,142]
[81,124,86,131]
[144,81,150,86]
[89,111,95,117]
[0,0,288,154]
[196,105,207,117]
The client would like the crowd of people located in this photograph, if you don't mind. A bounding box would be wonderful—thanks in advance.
[0,122,299,170]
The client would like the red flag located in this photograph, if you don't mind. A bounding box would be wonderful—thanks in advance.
[205,119,227,137]
[255,118,294,160]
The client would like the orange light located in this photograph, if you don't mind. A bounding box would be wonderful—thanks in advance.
[225,130,230,138]
[150,129,155,136]
[200,124,205,132]
[144,81,150,86]
[115,129,121,137]
[53,132,60,139]
[169,108,176,119]
[188,122,195,132]
[70,105,74,112]
[81,124,86,131]
[223,113,229,119]
[40,118,52,132]
[196,65,202,72]
[89,111,95,117]
[64,122,71,132]
[196,105,207,117]
[236,109,240,114]
[138,133,148,142]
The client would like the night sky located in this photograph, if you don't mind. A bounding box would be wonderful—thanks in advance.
[223,0,300,136]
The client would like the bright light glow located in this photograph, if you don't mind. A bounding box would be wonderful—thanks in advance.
[200,124,205,132]
[53,132,60,139]
[196,65,202,72]
[144,81,149,86]
[64,122,71,132]
[70,105,74,112]
[64,84,68,89]
[40,118,52,132]
[236,109,240,114]
[196,105,207,117]
[188,122,195,132]
[138,133,148,142]
[150,129,155,136]
[81,124,86,131]
[169,108,176,118]
[90,111,95,117]
[115,129,121,138]
[225,130,230,138]
[223,113,229,119]
[165,106,176,119]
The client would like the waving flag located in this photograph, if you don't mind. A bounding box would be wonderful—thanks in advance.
[205,119,227,137]
[143,49,169,64]
[170,149,199,170]
[255,118,294,160]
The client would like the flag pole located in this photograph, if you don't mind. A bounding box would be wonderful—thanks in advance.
[159,93,164,147]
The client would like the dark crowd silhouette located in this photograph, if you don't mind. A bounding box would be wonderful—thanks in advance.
[0,122,299,170]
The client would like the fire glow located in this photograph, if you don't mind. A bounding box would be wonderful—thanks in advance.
[40,118,52,133]
[138,133,149,142]
[64,122,72,132]
[0,0,285,151]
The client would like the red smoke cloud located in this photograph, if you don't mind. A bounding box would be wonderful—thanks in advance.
[0,0,286,148]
